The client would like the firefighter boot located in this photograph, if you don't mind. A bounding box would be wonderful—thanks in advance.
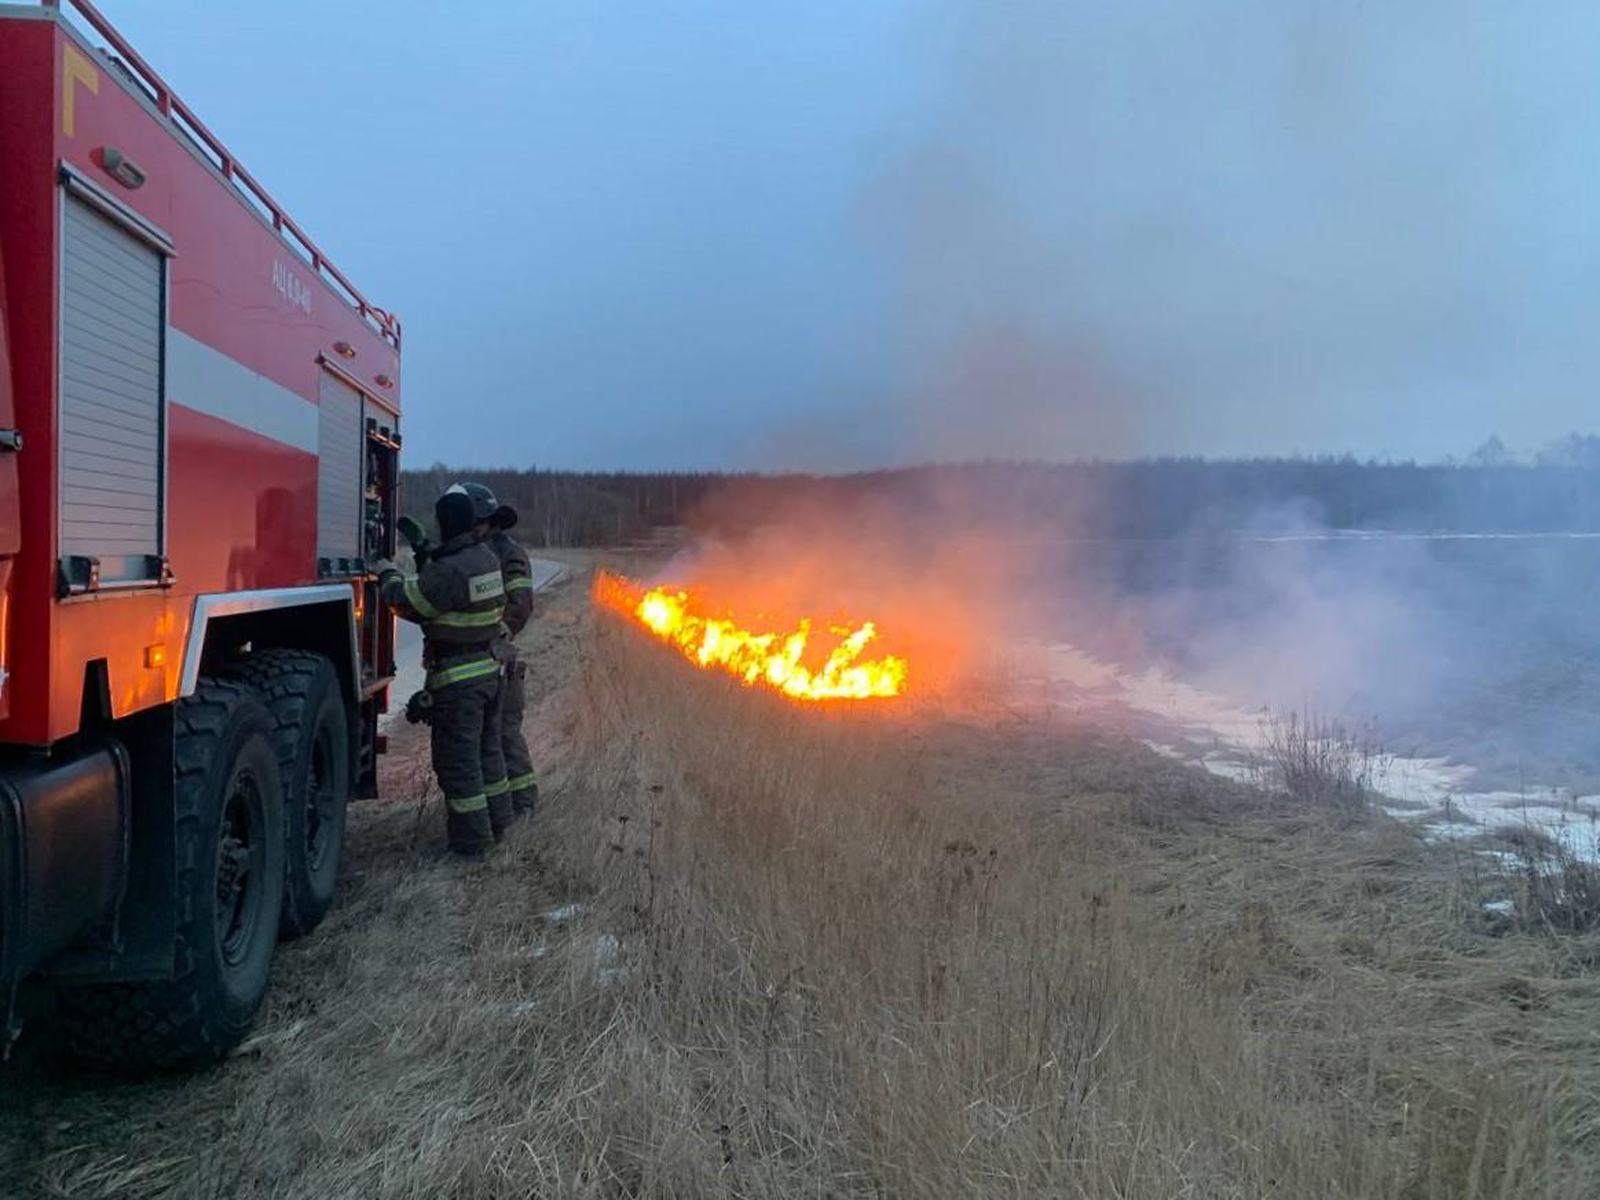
[486,787,515,840]
[446,807,495,857]
[513,781,539,818]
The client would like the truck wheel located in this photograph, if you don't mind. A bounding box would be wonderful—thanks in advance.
[59,680,285,1068]
[224,650,349,939]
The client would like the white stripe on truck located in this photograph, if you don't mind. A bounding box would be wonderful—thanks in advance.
[165,327,319,453]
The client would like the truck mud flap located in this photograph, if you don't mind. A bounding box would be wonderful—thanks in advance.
[0,742,130,998]
[43,704,179,984]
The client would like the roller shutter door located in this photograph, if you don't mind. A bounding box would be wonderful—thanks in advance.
[59,194,164,581]
[317,370,363,568]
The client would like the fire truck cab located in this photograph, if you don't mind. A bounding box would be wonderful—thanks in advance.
[0,0,402,1065]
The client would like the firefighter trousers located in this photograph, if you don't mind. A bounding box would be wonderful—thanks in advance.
[500,658,537,816]
[428,667,509,853]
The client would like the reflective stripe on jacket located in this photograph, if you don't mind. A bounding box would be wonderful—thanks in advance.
[425,653,501,691]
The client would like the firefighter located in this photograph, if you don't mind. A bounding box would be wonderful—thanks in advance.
[461,482,539,820]
[371,486,510,855]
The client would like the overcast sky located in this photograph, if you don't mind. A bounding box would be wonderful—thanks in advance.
[101,1,1600,470]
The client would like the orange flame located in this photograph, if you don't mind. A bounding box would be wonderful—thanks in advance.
[594,571,907,701]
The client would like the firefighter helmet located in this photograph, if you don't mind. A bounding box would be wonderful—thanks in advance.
[460,482,499,523]
[435,485,478,541]
[461,481,518,530]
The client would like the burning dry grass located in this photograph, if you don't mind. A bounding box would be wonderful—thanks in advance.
[3,562,1597,1197]
[593,569,909,700]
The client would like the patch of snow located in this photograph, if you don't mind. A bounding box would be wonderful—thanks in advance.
[1142,741,1186,760]
[493,1000,540,1018]
[593,933,627,988]
[1042,638,1600,863]
[1198,751,1255,783]
[1432,792,1600,860]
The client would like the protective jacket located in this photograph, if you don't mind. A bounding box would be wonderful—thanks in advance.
[379,532,507,691]
[486,529,534,637]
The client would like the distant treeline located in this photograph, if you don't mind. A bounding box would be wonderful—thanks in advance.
[402,450,1600,546]
[401,464,726,547]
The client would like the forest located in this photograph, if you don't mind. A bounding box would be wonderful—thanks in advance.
[401,436,1600,547]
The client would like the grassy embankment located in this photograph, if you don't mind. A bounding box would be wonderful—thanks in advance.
[4,551,1596,1197]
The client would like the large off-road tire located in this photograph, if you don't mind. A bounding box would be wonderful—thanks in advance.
[59,680,285,1068]
[223,650,350,939]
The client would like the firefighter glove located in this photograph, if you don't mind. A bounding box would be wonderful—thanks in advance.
[396,515,433,564]
[404,688,434,725]
[397,514,427,548]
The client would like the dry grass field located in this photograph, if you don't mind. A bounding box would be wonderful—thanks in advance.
[2,552,1597,1197]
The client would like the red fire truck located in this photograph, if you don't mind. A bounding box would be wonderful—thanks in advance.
[0,0,404,1065]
